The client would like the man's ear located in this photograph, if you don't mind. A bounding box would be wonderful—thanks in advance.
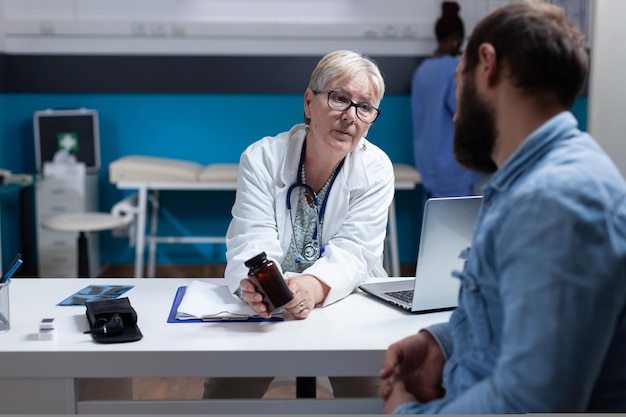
[478,43,499,87]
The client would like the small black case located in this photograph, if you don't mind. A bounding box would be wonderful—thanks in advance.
[84,297,143,344]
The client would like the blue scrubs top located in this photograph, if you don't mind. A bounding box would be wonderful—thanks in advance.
[411,54,482,198]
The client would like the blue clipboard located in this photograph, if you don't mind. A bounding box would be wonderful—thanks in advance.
[167,286,283,323]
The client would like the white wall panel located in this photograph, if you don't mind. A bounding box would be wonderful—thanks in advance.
[0,0,587,56]
[3,0,75,19]
[0,0,448,55]
[4,36,438,56]
[588,0,626,176]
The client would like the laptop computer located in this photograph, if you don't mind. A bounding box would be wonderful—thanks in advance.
[359,195,482,313]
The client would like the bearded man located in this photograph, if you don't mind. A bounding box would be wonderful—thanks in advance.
[379,2,626,413]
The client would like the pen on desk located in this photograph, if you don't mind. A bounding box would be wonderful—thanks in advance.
[0,253,23,284]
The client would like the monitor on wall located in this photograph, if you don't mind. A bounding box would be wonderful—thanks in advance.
[34,108,101,175]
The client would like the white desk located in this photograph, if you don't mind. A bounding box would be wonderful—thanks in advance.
[0,277,449,414]
[115,164,421,279]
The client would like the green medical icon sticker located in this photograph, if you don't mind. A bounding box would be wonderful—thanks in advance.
[57,132,79,152]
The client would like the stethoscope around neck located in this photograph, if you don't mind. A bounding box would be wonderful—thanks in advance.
[286,141,344,263]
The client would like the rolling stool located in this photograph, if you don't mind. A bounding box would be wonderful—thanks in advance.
[42,197,137,278]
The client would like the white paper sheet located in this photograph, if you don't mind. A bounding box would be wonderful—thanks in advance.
[175,280,257,320]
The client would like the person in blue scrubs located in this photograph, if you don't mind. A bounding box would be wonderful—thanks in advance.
[411,1,482,199]
[379,2,626,413]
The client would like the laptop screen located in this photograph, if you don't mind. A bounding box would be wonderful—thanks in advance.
[410,196,482,312]
[359,195,482,313]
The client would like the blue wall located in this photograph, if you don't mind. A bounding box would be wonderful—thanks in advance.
[0,92,425,272]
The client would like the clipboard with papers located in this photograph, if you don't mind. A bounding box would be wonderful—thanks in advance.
[167,280,284,323]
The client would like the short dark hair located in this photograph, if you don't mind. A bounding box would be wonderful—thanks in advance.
[462,2,589,108]
[435,1,464,42]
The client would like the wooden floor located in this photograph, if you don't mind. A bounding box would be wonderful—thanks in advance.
[99,263,416,280]
[99,263,228,280]
[132,377,205,400]
[130,377,333,400]
[97,263,415,400]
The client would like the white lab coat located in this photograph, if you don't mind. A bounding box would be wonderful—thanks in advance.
[225,123,395,306]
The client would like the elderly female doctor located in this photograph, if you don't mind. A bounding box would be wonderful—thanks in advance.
[226,49,394,319]
[205,50,394,399]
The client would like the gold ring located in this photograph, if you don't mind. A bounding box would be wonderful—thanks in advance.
[297,302,305,312]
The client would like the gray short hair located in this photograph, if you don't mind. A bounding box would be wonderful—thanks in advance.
[307,50,385,108]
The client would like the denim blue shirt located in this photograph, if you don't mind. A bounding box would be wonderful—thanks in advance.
[395,112,626,413]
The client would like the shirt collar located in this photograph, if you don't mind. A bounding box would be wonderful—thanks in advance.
[487,111,580,193]
[281,123,370,191]
[280,124,307,187]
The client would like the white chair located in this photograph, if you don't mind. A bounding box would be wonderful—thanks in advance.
[41,194,137,278]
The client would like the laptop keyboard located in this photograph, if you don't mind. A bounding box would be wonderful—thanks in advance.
[385,289,414,303]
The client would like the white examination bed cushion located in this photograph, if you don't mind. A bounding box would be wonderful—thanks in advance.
[198,164,239,183]
[109,155,204,183]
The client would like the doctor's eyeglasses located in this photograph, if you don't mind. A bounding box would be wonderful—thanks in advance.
[314,90,381,124]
